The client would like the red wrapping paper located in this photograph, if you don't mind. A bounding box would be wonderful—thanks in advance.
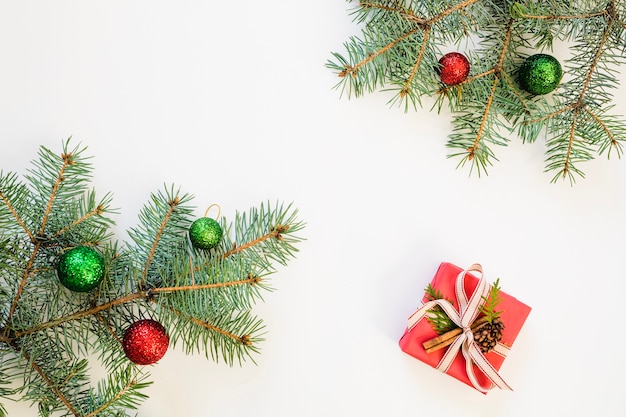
[398,262,531,392]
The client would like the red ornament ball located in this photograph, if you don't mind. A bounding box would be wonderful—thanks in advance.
[122,319,169,365]
[437,52,470,85]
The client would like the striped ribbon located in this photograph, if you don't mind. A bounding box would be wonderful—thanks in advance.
[406,264,512,392]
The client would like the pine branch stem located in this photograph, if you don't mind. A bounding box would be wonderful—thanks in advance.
[95,313,123,345]
[23,349,81,417]
[4,152,73,333]
[222,225,289,258]
[150,275,262,293]
[360,0,480,26]
[438,68,496,94]
[467,19,514,159]
[4,241,42,332]
[39,152,72,237]
[515,11,608,20]
[339,27,420,78]
[0,190,35,242]
[562,107,580,179]
[13,276,259,339]
[84,379,135,417]
[469,77,499,160]
[583,105,620,150]
[557,13,613,179]
[526,103,576,125]
[401,26,431,97]
[166,305,251,345]
[359,2,427,25]
[576,21,612,105]
[517,1,618,21]
[51,206,105,239]
[426,0,480,24]
[140,197,179,287]
[501,71,533,116]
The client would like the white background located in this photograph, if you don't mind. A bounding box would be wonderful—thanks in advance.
[1,1,625,416]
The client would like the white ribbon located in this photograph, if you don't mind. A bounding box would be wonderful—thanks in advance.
[406,264,512,392]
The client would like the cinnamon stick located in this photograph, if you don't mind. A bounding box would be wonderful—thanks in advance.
[422,316,490,353]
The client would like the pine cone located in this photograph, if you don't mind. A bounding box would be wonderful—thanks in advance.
[473,317,504,354]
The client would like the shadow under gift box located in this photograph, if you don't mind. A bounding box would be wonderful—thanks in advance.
[398,262,531,393]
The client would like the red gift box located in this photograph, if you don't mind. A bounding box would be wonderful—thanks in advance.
[398,262,531,393]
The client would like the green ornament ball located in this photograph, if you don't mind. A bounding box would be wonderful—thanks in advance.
[57,246,105,292]
[189,217,223,250]
[518,53,562,95]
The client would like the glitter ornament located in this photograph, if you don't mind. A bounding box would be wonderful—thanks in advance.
[123,319,169,365]
[518,53,562,95]
[437,52,470,85]
[57,246,105,292]
[189,217,223,250]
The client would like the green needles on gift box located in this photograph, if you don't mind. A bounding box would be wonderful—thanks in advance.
[424,283,457,335]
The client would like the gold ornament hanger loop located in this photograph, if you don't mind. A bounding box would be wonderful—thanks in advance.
[204,204,221,219]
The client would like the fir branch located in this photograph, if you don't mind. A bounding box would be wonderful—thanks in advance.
[3,139,107,334]
[222,201,304,268]
[223,224,290,259]
[341,27,421,80]
[154,274,262,294]
[19,347,84,417]
[13,275,263,340]
[164,248,267,313]
[168,305,251,346]
[583,105,625,157]
[127,185,194,289]
[141,195,178,287]
[0,171,35,242]
[0,141,304,415]
[424,283,457,335]
[446,16,518,176]
[162,304,263,366]
[86,366,150,417]
[480,278,503,322]
[5,242,43,330]
[50,191,114,240]
[511,2,609,21]
[14,207,301,341]
[330,0,626,182]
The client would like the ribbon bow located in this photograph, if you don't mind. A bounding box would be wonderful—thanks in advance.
[406,264,512,392]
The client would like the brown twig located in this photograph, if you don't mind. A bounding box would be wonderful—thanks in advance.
[0,190,35,242]
[51,205,105,239]
[466,18,514,161]
[339,28,420,78]
[23,350,80,417]
[222,225,289,258]
[400,25,431,97]
[140,197,179,287]
[84,379,136,417]
[14,276,260,340]
[166,305,252,346]
[4,152,72,330]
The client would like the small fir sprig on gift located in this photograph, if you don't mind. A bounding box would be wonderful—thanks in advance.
[480,278,503,323]
[424,283,456,335]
